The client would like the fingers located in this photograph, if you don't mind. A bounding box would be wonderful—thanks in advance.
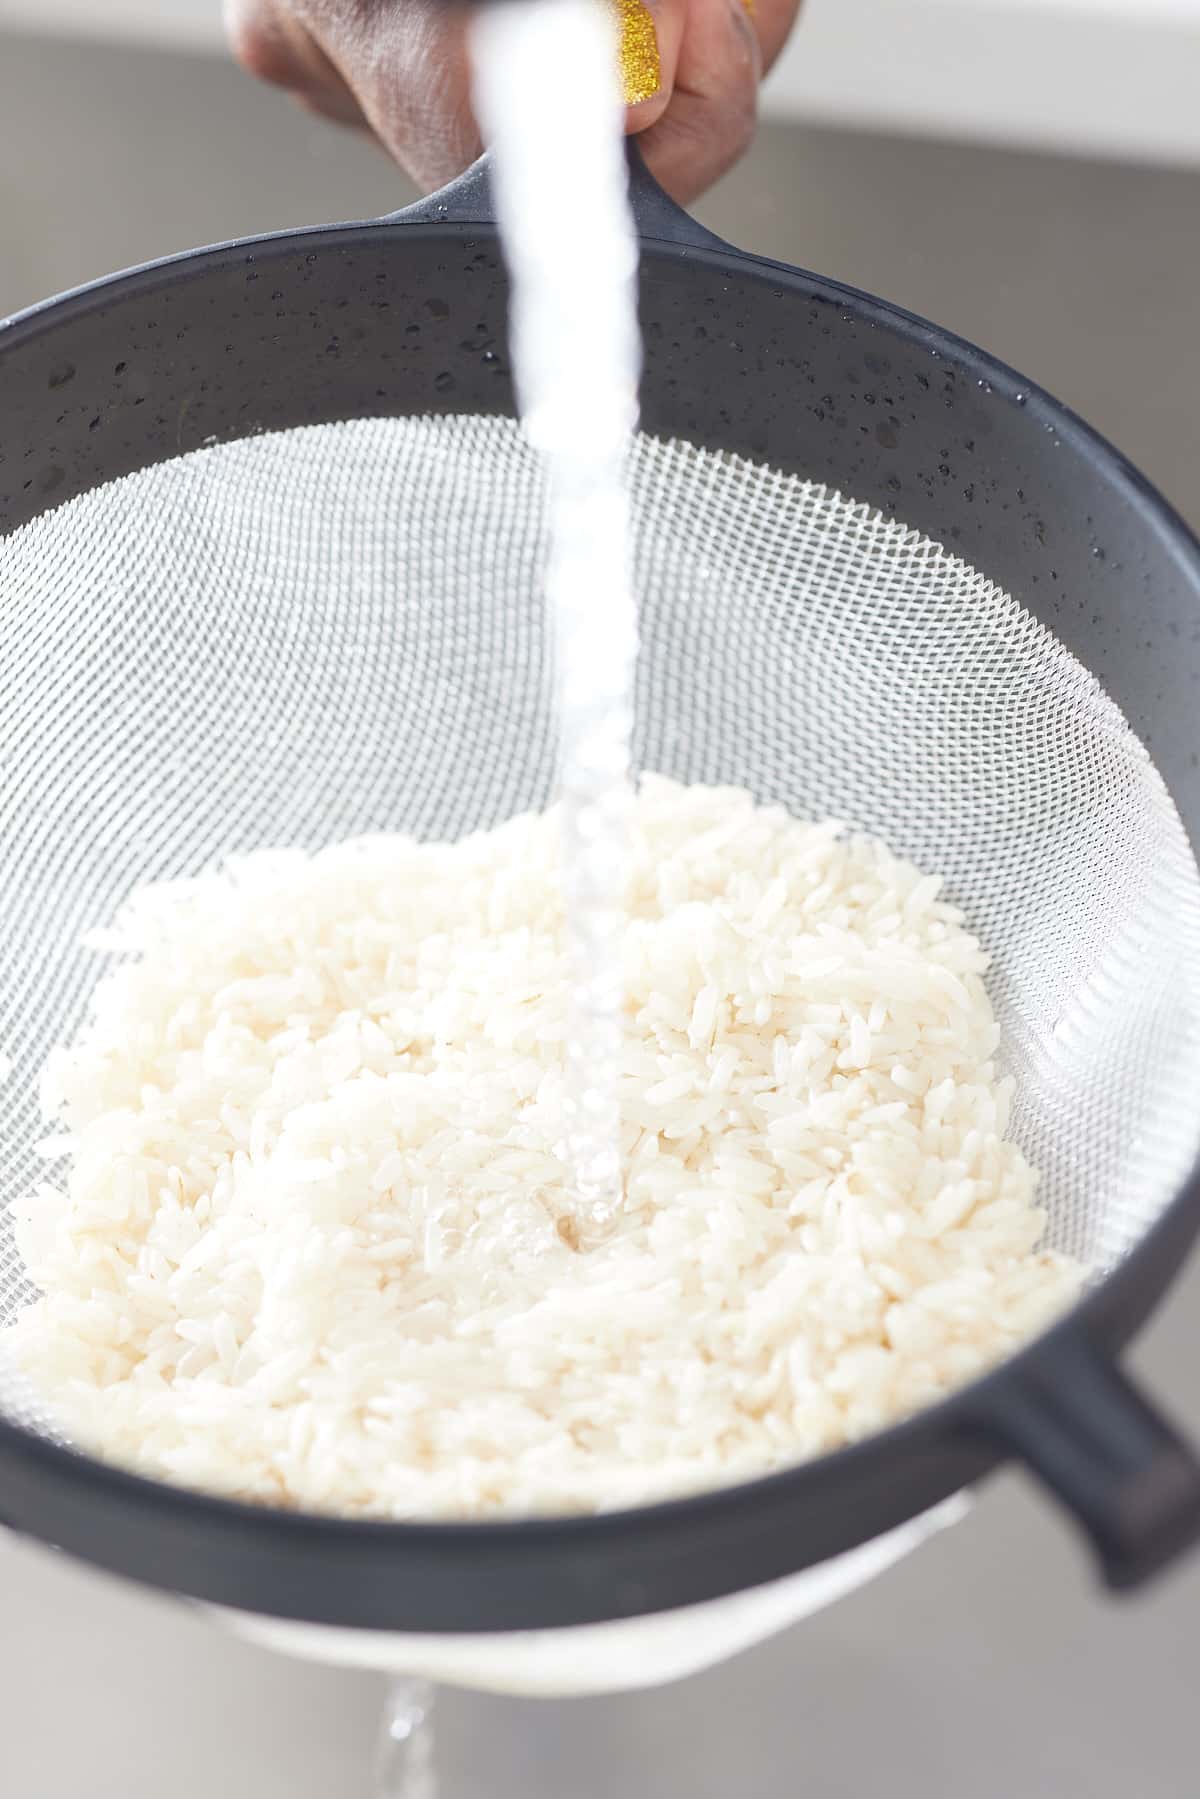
[227,0,804,204]
[634,0,761,204]
[226,0,480,190]
[753,0,806,75]
[327,4,482,193]
[617,0,682,125]
[224,0,368,129]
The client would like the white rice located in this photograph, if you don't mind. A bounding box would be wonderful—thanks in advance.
[6,777,1082,1517]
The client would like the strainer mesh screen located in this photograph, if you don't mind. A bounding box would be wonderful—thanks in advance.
[2,413,1200,1444]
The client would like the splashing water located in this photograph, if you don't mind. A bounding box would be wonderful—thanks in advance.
[473,0,641,1237]
[375,12,638,1781]
[375,1677,436,1798]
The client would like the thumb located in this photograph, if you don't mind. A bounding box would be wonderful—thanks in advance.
[634,0,761,204]
[613,0,685,116]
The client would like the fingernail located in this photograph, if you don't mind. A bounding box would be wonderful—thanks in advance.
[612,0,660,107]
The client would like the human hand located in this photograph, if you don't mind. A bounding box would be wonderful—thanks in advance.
[225,0,804,205]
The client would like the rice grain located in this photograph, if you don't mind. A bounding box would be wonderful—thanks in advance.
[6,778,1082,1518]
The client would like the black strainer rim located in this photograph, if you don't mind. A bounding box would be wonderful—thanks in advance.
[2,175,1200,1630]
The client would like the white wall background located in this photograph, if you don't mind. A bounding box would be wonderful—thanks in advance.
[765,0,1200,164]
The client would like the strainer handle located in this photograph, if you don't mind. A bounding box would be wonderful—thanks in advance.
[982,1334,1200,1589]
[621,141,733,251]
[384,143,732,252]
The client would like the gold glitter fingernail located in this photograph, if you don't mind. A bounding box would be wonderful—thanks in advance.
[612,0,660,107]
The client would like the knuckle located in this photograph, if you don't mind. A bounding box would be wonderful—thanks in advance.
[224,4,300,88]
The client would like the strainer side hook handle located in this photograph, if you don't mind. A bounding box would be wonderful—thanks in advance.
[385,141,732,252]
[978,1333,1200,1589]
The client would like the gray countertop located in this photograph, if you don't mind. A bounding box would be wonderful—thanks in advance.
[3,27,1199,1798]
[7,1251,1200,1798]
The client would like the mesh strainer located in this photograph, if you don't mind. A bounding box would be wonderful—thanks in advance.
[2,149,1200,1668]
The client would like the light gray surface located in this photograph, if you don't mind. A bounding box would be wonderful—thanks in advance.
[7,1351,1200,1799]
[3,26,1200,1799]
